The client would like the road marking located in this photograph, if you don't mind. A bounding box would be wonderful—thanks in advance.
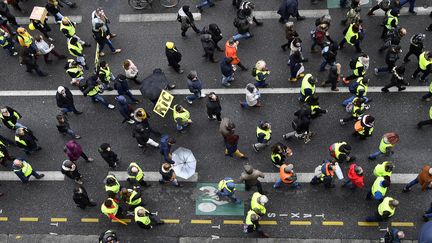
[391,222,415,227]
[322,221,344,226]
[0,86,428,97]
[81,218,99,223]
[20,217,38,222]
[254,10,329,19]
[223,220,243,225]
[119,13,201,22]
[260,220,278,225]
[0,171,64,181]
[374,7,432,16]
[290,221,312,225]
[358,221,379,227]
[191,219,212,224]
[109,171,198,182]
[0,217,8,221]
[16,16,82,25]
[51,218,67,223]
[162,219,180,224]
[111,219,132,223]
[261,173,416,184]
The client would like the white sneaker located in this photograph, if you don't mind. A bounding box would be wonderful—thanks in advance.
[127,119,135,124]
[200,94,206,98]
[108,104,115,109]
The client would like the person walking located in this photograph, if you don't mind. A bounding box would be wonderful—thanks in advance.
[65,59,84,83]
[56,114,80,139]
[225,39,248,71]
[353,114,375,139]
[173,105,192,132]
[177,5,200,36]
[92,7,116,38]
[399,0,417,14]
[0,30,17,56]
[369,132,399,160]
[253,121,271,152]
[273,163,300,189]
[250,192,268,216]
[105,174,122,198]
[61,160,83,184]
[120,187,145,212]
[281,22,299,51]
[305,94,327,118]
[56,86,82,115]
[123,59,141,84]
[34,35,66,64]
[0,138,14,167]
[220,57,235,87]
[101,198,124,222]
[381,9,399,39]
[374,161,394,178]
[60,17,91,46]
[115,96,134,124]
[342,77,370,106]
[16,27,37,53]
[244,209,270,238]
[319,42,338,72]
[252,60,270,88]
[185,71,205,104]
[196,0,215,12]
[73,186,97,209]
[30,16,53,41]
[299,74,317,102]
[217,177,241,203]
[0,1,18,27]
[82,75,116,109]
[99,230,118,243]
[225,132,248,159]
[67,36,88,70]
[321,63,341,91]
[381,65,409,92]
[165,42,183,74]
[270,143,293,168]
[342,54,369,84]
[402,165,432,192]
[64,140,94,163]
[97,61,115,91]
[202,24,223,51]
[200,32,217,63]
[134,206,165,229]
[342,163,364,190]
[127,162,150,187]
[114,75,139,104]
[233,11,252,41]
[159,135,176,164]
[310,23,333,52]
[240,83,261,108]
[159,163,182,187]
[366,197,399,222]
[277,0,305,23]
[339,23,363,53]
[219,117,235,141]
[329,141,355,164]
[417,106,432,128]
[367,0,399,15]
[412,51,432,82]
[92,22,121,57]
[15,127,41,155]
[98,143,119,169]
[206,92,222,121]
[404,33,425,63]
[283,106,313,144]
[366,177,391,201]
[340,98,368,126]
[132,122,159,149]
[239,165,265,194]
[13,158,44,183]
[374,45,402,74]
[310,161,336,188]
[0,106,25,130]
[19,48,47,76]
[384,228,405,243]
[379,27,406,53]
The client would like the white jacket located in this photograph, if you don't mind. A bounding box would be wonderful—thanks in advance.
[124,59,139,78]
[245,87,260,106]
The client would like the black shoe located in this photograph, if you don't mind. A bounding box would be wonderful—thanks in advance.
[74,111,83,115]
[296,16,306,21]
[36,174,45,179]
[381,88,389,93]
[181,32,186,37]
[402,187,410,193]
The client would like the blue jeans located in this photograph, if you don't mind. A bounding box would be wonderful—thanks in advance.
[14,123,27,129]
[186,90,201,102]
[255,81,268,88]
[369,151,385,160]
[123,90,139,102]
[197,0,214,8]
[273,179,300,189]
[221,74,234,85]
[176,122,189,131]
[233,32,252,41]
[91,94,110,108]
[320,60,335,72]
[99,39,116,53]
[342,178,356,190]
[217,190,241,204]
[405,177,419,190]
[425,206,432,219]
[64,128,77,138]
[61,106,78,114]
[399,0,416,12]
[342,96,369,106]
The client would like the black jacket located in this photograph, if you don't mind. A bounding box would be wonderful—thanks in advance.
[114,78,131,95]
[73,187,91,208]
[208,24,223,43]
[99,149,119,165]
[132,123,151,145]
[56,87,75,108]
[233,13,250,34]
[201,34,216,54]
[206,98,222,114]
[165,47,182,65]
[15,129,38,149]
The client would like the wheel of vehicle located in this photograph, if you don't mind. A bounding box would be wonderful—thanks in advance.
[159,0,179,8]
[128,0,152,10]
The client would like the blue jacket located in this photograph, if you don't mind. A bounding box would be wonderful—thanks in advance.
[187,78,202,93]
[114,79,130,95]
[159,135,175,164]
[220,58,234,77]
[13,161,30,183]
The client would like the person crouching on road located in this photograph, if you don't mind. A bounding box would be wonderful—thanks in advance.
[217,177,241,204]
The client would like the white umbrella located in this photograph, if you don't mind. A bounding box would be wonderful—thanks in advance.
[172,147,197,179]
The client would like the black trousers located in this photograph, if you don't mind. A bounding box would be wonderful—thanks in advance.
[245,181,264,194]
[418,119,432,127]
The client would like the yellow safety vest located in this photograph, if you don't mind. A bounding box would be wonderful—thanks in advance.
[66,67,83,78]
[218,179,235,193]
[86,85,101,97]
[352,100,364,118]
[60,22,76,37]
[353,59,366,76]
[419,52,432,71]
[15,135,27,147]
[250,192,266,215]
[256,126,271,141]
[379,137,393,153]
[0,35,8,47]
[255,70,269,82]
[127,190,142,206]
[358,125,373,136]
[101,198,118,217]
[429,82,432,94]
[99,66,111,81]
[373,162,392,177]
[105,175,120,194]
[385,11,398,30]
[332,142,346,159]
[17,34,33,47]
[173,105,190,123]
[429,107,432,120]
[300,74,315,96]
[245,209,258,227]
[378,197,395,217]
[14,161,33,177]
[355,78,368,96]
[345,24,359,45]
[134,206,151,225]
[67,38,83,57]
[271,153,281,163]
[128,162,144,182]
[371,177,388,197]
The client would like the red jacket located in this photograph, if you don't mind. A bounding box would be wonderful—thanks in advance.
[348,164,364,189]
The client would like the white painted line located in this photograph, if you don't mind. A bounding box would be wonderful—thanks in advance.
[16,16,82,25]
[119,13,201,22]
[254,10,329,19]
[0,171,64,181]
[261,173,417,184]
[110,171,198,182]
[0,86,427,97]
[373,7,432,16]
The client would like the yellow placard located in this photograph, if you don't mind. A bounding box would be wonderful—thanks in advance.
[153,90,174,117]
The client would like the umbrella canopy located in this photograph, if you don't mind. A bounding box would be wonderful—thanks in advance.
[172,147,197,179]
[139,68,169,102]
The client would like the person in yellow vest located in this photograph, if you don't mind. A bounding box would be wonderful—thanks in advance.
[353,114,375,140]
[101,198,124,223]
[127,162,150,187]
[105,174,122,198]
[340,97,369,125]
[310,160,336,188]
[366,197,399,222]
[417,106,432,128]
[343,53,369,85]
[0,30,17,56]
[421,80,432,101]
[253,60,270,88]
[16,27,37,53]
[243,209,270,238]
[135,206,164,229]
[173,104,192,132]
[329,141,355,164]
[339,23,362,53]
[97,61,114,91]
[67,36,88,70]
[65,59,84,83]
[305,94,327,118]
[120,187,144,212]
[60,17,91,46]
[0,138,13,167]
[273,163,300,189]
[366,177,391,201]
[270,142,293,168]
[381,9,399,39]
[299,73,316,102]
[0,106,25,130]
[217,177,241,204]
[13,158,44,183]
[15,127,41,155]
[373,162,394,179]
[250,192,268,216]
[252,121,271,152]
[412,51,432,82]
[369,132,399,160]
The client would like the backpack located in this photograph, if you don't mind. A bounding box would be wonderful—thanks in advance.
[349,81,359,94]
[349,58,357,69]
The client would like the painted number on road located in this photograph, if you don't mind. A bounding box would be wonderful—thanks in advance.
[153,90,174,118]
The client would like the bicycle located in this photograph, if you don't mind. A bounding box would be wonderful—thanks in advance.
[128,0,179,10]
